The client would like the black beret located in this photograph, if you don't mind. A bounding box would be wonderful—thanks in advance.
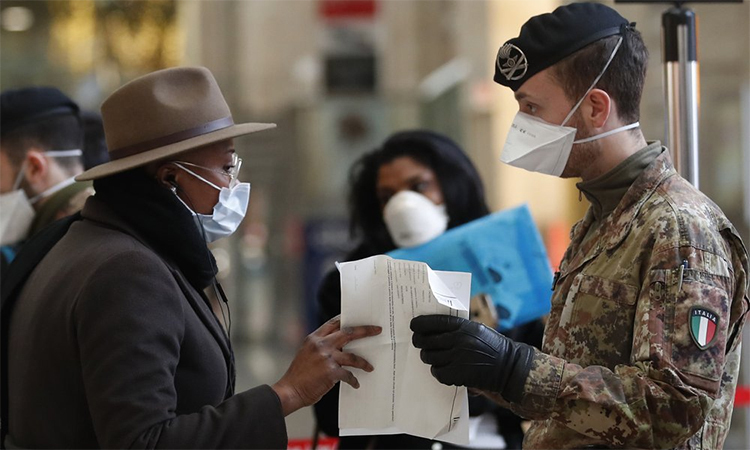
[1,86,79,136]
[494,2,631,91]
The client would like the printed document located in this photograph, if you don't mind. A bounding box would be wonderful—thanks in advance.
[337,255,470,445]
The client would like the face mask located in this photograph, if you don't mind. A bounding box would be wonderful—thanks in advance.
[0,149,84,246]
[172,163,250,243]
[500,37,640,177]
[0,190,34,245]
[383,190,449,248]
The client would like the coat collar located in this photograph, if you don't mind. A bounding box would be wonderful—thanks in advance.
[81,195,150,246]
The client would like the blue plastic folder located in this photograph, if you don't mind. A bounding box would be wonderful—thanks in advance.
[388,204,552,330]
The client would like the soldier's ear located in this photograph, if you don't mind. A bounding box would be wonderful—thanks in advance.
[23,149,51,191]
[581,88,611,130]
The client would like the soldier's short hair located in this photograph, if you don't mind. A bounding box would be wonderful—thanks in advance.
[551,29,649,124]
[1,115,84,174]
[1,86,84,174]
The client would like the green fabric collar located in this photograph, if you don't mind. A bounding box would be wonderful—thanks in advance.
[29,181,92,236]
[577,141,664,221]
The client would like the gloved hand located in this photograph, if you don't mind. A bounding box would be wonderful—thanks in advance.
[410,315,535,403]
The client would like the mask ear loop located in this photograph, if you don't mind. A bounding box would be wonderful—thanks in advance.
[44,149,83,157]
[11,161,27,191]
[561,36,624,127]
[572,121,640,144]
[172,162,223,191]
[28,177,77,205]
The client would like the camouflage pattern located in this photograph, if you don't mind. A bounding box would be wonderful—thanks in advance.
[500,146,749,449]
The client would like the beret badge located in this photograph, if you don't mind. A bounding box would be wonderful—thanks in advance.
[496,43,528,81]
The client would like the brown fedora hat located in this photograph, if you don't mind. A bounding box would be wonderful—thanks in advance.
[76,66,275,181]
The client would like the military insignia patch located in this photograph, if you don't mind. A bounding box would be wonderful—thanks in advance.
[496,43,528,81]
[689,307,719,350]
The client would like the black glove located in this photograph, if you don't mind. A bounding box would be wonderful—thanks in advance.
[410,315,535,403]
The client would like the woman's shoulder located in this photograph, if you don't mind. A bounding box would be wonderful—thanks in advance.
[73,219,160,260]
[58,219,175,290]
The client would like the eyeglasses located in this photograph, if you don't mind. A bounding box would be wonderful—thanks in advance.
[174,153,242,183]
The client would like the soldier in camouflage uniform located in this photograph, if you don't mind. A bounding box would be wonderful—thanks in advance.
[410,3,749,449]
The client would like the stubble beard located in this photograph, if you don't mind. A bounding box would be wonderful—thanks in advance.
[559,114,600,179]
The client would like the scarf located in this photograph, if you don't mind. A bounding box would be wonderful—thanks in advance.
[93,169,218,291]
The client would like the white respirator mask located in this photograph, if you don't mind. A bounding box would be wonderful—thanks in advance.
[383,190,449,248]
[0,190,34,246]
[500,36,639,177]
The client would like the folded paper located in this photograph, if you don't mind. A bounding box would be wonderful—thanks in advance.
[338,255,470,445]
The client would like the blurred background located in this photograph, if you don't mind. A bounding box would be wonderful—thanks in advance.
[2,0,748,447]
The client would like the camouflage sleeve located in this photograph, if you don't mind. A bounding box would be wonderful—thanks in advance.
[504,229,749,448]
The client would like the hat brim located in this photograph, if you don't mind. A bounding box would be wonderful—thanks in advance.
[76,122,276,181]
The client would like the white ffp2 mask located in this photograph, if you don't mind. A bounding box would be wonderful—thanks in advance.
[500,36,639,177]
[501,112,577,176]
[383,190,448,248]
[0,189,35,245]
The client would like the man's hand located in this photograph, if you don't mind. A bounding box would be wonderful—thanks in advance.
[410,315,534,402]
[273,315,381,416]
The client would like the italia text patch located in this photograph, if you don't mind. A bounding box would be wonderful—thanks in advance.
[689,307,719,350]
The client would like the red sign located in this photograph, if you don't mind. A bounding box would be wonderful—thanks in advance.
[288,437,339,450]
[736,385,750,408]
[320,0,377,19]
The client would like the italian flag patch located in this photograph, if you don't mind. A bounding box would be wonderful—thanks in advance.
[689,307,719,350]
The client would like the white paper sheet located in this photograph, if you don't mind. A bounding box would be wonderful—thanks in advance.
[337,255,471,445]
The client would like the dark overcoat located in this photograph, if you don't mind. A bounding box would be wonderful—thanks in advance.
[6,196,287,448]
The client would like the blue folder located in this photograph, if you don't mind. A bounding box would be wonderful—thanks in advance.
[388,204,552,330]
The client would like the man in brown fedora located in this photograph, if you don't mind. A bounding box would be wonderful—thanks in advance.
[2,66,381,449]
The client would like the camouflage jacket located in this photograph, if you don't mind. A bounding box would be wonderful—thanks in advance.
[496,148,749,449]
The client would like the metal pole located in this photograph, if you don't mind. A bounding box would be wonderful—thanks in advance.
[662,5,700,188]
